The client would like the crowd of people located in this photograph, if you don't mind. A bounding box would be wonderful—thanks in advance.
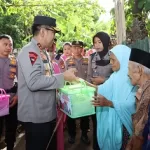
[0,15,150,150]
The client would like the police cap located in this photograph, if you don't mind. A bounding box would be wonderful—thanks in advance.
[72,41,84,48]
[33,15,60,33]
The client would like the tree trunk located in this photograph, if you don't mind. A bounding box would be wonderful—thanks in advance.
[130,17,148,42]
[129,0,148,43]
[114,0,126,44]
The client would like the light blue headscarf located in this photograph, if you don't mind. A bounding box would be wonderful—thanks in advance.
[97,45,137,150]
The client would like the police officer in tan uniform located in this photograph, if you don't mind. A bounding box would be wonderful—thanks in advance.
[0,34,18,150]
[65,41,90,144]
[17,16,77,150]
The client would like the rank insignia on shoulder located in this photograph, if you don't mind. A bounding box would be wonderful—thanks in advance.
[29,52,38,65]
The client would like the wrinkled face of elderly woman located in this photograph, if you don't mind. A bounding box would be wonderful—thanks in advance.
[128,61,142,86]
[109,52,120,71]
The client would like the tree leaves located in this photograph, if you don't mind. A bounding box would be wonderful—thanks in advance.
[144,1,150,12]
[138,0,145,9]
[138,0,150,12]
[0,0,109,49]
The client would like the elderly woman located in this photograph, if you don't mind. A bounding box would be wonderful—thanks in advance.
[91,45,137,150]
[126,48,150,150]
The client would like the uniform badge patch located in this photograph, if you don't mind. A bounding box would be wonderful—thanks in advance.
[29,52,38,65]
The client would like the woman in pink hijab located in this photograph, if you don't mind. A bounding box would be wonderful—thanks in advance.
[61,42,72,61]
[54,42,72,73]
[49,41,66,150]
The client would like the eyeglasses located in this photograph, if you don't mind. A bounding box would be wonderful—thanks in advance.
[45,28,52,31]
[45,28,55,32]
[40,26,55,33]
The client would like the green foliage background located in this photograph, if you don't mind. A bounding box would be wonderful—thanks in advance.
[1,0,150,49]
[110,0,150,39]
[0,0,111,49]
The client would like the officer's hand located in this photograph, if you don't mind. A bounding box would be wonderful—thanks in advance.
[10,95,18,108]
[91,76,105,85]
[63,68,78,82]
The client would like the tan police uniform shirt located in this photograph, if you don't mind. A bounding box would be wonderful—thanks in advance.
[65,56,88,80]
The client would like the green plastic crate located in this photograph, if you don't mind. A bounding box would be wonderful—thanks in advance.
[59,80,96,118]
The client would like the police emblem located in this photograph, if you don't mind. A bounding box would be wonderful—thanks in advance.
[29,52,38,65]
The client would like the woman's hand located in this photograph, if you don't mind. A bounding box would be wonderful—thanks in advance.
[91,76,105,85]
[91,95,113,107]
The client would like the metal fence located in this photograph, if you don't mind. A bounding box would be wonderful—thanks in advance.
[123,37,150,53]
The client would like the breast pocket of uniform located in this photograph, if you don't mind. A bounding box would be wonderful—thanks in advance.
[67,64,76,69]
[103,64,113,78]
